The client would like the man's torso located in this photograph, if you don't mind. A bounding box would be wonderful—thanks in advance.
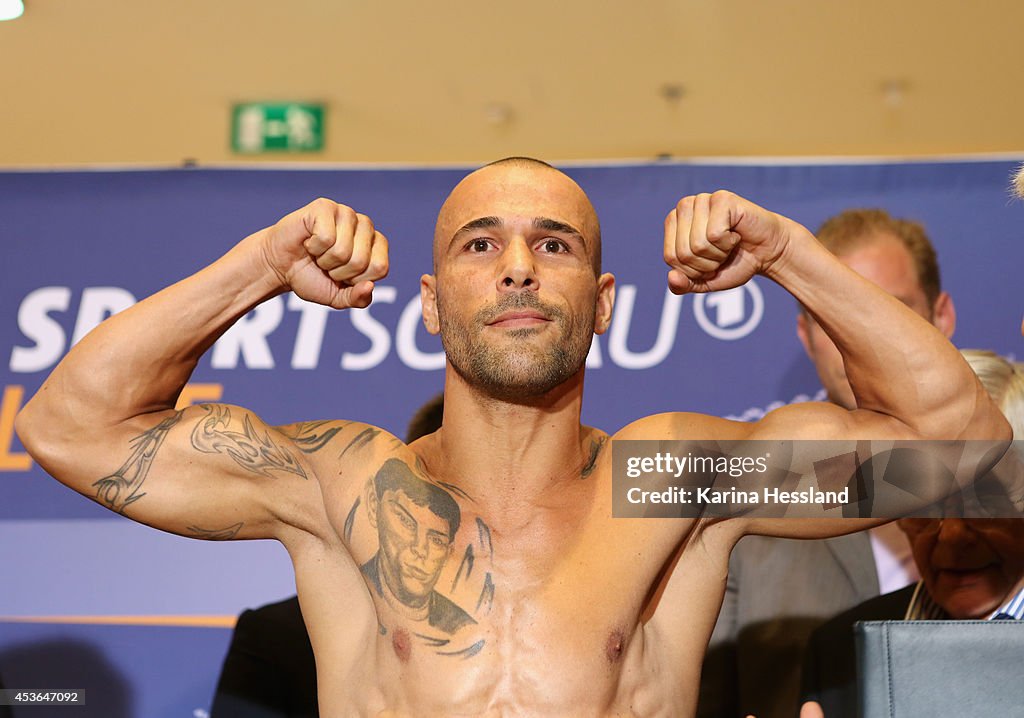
[280,420,731,717]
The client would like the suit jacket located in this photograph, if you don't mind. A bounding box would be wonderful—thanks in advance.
[698,532,880,718]
[211,596,318,718]
[798,585,915,718]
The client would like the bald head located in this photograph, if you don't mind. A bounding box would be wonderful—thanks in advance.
[433,158,602,274]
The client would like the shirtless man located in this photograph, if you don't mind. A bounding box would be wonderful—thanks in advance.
[14,158,1009,717]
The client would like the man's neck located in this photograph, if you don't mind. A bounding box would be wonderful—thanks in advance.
[431,365,592,509]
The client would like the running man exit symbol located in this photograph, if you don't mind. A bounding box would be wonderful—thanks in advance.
[232,103,325,153]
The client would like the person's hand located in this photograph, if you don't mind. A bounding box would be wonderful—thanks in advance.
[663,190,805,294]
[259,198,389,309]
[800,701,825,718]
[744,701,824,718]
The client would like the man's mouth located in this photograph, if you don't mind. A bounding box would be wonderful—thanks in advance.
[486,310,551,328]
[402,565,430,582]
[936,564,995,582]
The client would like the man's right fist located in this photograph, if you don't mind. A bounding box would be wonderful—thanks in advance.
[260,198,389,310]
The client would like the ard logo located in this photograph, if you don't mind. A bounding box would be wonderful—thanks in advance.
[692,279,764,341]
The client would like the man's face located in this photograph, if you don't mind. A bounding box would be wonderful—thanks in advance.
[377,488,453,607]
[421,164,614,400]
[899,516,1024,618]
[797,234,955,410]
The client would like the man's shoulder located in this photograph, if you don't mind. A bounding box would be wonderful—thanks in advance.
[277,419,401,456]
[276,420,422,489]
[612,412,740,442]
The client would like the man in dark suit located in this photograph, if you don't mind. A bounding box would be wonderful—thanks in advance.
[800,350,1024,718]
[699,209,957,718]
[210,595,317,718]
[210,395,444,718]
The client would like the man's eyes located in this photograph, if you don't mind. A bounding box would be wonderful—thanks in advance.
[539,238,570,253]
[394,510,416,531]
[463,238,571,253]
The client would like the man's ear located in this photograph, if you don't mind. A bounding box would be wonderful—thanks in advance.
[931,291,956,339]
[796,311,814,358]
[594,273,616,335]
[421,274,440,335]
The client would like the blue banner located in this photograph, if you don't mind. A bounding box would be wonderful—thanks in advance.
[1,158,1021,714]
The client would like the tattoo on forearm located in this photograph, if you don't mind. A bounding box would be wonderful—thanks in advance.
[187,522,244,540]
[191,405,306,479]
[93,410,184,513]
[340,427,380,457]
[581,437,606,478]
[279,420,345,454]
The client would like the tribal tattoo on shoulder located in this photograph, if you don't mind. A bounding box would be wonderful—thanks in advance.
[93,410,185,514]
[191,404,306,479]
[278,420,347,454]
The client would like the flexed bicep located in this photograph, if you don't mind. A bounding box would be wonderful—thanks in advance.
[43,403,327,543]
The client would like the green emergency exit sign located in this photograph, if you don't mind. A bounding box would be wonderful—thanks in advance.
[231,103,325,153]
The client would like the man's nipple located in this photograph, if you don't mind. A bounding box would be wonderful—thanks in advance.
[605,629,625,664]
[392,627,412,662]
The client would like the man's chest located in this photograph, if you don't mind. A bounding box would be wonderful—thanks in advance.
[355,562,657,717]
[321,458,659,645]
[307,451,700,715]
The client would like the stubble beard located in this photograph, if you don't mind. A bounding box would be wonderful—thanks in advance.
[438,291,594,402]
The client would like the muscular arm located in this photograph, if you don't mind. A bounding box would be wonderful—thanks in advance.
[641,193,1010,544]
[15,199,388,542]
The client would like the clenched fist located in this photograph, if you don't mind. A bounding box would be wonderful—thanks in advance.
[663,191,804,294]
[259,198,389,309]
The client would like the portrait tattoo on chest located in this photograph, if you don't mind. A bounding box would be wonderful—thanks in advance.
[355,458,494,656]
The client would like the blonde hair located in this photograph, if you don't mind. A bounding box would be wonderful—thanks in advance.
[962,349,1024,438]
[816,209,941,306]
[1013,164,1024,200]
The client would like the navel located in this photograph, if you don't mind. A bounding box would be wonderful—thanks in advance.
[392,627,412,662]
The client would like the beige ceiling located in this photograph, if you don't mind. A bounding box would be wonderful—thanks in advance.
[2,0,1022,167]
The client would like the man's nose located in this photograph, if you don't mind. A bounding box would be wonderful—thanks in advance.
[410,530,429,558]
[935,517,976,544]
[498,237,538,292]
